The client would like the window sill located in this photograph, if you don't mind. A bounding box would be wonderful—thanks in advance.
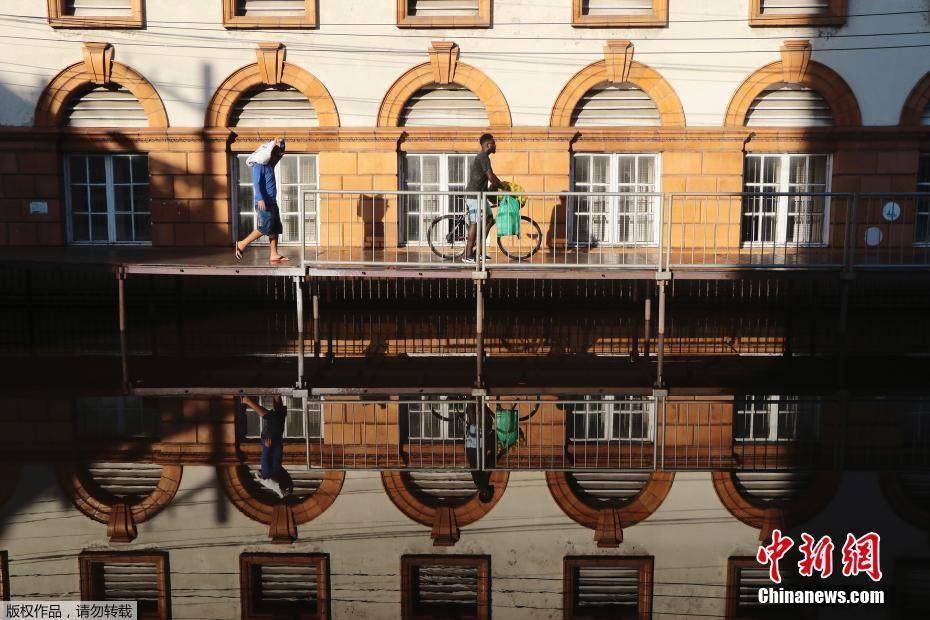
[749,15,846,27]
[397,16,491,29]
[571,15,668,28]
[222,16,318,29]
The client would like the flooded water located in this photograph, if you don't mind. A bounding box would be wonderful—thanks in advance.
[0,265,928,618]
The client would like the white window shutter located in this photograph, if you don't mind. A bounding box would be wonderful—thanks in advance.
[67,0,132,16]
[733,471,812,502]
[237,0,306,16]
[572,82,660,127]
[415,565,480,607]
[745,83,833,127]
[406,472,478,502]
[400,84,489,127]
[570,472,651,502]
[258,564,319,605]
[231,87,318,128]
[87,463,163,499]
[583,0,655,16]
[64,86,147,128]
[760,0,830,15]
[408,0,480,17]
[100,562,160,603]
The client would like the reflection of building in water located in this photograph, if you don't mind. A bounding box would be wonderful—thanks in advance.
[0,394,928,618]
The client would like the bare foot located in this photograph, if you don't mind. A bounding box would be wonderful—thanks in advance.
[234,241,243,260]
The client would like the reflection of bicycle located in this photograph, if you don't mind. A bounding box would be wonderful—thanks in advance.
[426,208,543,261]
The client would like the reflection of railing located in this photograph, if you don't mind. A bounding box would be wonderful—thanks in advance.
[298,191,930,272]
[274,395,930,471]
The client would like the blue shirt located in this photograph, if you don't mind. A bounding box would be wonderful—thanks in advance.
[260,401,286,478]
[252,149,283,207]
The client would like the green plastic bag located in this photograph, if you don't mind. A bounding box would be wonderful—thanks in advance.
[495,405,520,450]
[496,195,521,237]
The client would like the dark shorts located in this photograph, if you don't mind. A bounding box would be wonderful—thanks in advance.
[256,202,283,236]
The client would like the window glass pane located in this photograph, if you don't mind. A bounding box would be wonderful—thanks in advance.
[134,215,151,242]
[745,156,760,184]
[278,157,298,184]
[763,156,779,184]
[115,214,133,242]
[88,156,106,184]
[575,155,590,184]
[70,156,88,183]
[132,155,148,181]
[592,155,609,184]
[406,156,421,185]
[71,186,89,213]
[133,185,150,214]
[113,156,131,184]
[90,187,108,213]
[638,156,655,186]
[618,156,635,185]
[299,156,317,185]
[422,156,440,185]
[72,214,89,242]
[238,155,251,180]
[114,186,132,213]
[91,215,109,242]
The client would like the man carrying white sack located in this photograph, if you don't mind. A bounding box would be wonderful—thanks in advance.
[235,137,289,263]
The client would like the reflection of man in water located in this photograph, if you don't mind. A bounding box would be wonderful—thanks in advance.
[241,395,293,499]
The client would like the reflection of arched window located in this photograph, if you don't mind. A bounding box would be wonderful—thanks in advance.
[880,471,930,533]
[547,471,673,547]
[58,462,183,543]
[712,470,839,541]
[230,85,318,128]
[63,84,147,128]
[219,465,344,544]
[745,83,833,127]
[400,84,488,127]
[382,471,508,546]
[571,82,660,127]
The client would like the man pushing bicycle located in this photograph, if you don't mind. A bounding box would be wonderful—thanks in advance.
[463,133,503,264]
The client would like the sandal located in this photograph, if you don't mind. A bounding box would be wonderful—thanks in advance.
[234,242,243,260]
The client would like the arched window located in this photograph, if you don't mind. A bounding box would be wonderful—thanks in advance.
[745,83,833,128]
[230,85,318,128]
[571,82,660,127]
[400,84,488,127]
[63,84,148,128]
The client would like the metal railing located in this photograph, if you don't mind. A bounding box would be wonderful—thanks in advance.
[271,394,930,472]
[297,190,930,273]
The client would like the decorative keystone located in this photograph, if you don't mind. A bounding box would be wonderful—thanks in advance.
[256,42,286,85]
[429,41,459,85]
[82,42,114,85]
[604,40,634,85]
[106,501,138,543]
[780,40,812,84]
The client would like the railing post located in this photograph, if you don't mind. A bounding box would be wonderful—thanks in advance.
[312,278,320,359]
[303,396,311,471]
[664,193,674,273]
[844,193,859,273]
[117,268,127,334]
[295,275,305,388]
[300,190,307,268]
[653,388,668,471]
[657,191,666,273]
[474,272,486,386]
[655,277,669,388]
[478,191,487,271]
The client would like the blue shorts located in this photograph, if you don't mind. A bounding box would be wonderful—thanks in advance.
[465,198,493,226]
[256,202,283,236]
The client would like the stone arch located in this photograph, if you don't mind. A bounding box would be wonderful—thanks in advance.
[550,60,685,127]
[724,60,861,127]
[205,63,339,128]
[711,471,840,541]
[381,471,509,546]
[56,462,182,543]
[546,472,674,547]
[879,472,930,531]
[218,465,344,544]
[377,63,511,128]
[900,71,930,126]
[35,62,168,128]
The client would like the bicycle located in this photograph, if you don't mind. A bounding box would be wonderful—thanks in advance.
[426,201,543,261]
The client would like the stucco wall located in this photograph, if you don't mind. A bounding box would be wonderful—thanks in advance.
[0,0,928,128]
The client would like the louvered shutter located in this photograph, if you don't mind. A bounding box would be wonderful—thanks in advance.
[736,565,770,609]
[921,102,930,126]
[88,463,163,499]
[900,564,930,614]
[759,0,830,15]
[66,0,132,16]
[407,472,477,502]
[400,84,489,127]
[231,87,318,128]
[408,0,479,17]
[734,471,812,502]
[570,472,650,502]
[415,565,479,609]
[583,0,654,16]
[100,562,160,606]
[899,472,930,510]
[572,82,660,127]
[64,85,147,128]
[237,0,306,16]
[575,565,640,611]
[745,83,833,127]
[258,564,319,606]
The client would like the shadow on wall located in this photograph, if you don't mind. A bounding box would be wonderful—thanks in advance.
[0,73,44,126]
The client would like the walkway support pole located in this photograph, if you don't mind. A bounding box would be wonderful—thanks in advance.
[295,276,305,388]
[117,269,127,334]
[655,278,668,388]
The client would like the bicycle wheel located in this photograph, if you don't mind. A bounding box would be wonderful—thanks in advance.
[497,216,543,261]
[427,214,468,260]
